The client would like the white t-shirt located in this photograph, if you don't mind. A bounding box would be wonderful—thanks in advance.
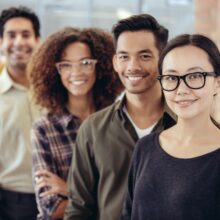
[123,106,157,139]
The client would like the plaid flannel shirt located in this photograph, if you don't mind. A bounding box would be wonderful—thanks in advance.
[31,111,81,220]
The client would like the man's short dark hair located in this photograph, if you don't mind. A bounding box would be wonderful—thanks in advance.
[112,14,168,53]
[0,6,40,38]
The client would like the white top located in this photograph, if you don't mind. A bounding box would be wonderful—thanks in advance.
[0,67,40,193]
[123,106,157,139]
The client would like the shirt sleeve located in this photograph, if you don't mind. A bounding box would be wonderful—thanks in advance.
[31,121,65,219]
[64,121,97,220]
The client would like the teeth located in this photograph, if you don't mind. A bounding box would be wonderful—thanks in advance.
[127,76,143,81]
[177,100,194,105]
[13,51,25,55]
[12,50,29,57]
[12,48,28,53]
[71,80,86,85]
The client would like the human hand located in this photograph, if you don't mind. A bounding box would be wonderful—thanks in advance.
[35,170,68,198]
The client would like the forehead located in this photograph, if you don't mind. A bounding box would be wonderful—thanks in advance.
[3,17,35,35]
[162,45,213,73]
[116,30,158,54]
[62,42,91,60]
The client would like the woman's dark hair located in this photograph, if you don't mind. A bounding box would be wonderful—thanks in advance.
[112,14,168,53]
[158,34,220,76]
[28,27,122,114]
[0,6,40,38]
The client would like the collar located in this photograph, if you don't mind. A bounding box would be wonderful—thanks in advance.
[56,108,81,128]
[113,94,177,123]
[0,67,28,94]
[112,95,127,121]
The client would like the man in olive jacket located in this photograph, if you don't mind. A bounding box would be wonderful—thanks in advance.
[64,14,176,220]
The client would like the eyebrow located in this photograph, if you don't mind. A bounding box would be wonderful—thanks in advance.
[139,49,153,54]
[163,66,206,75]
[163,69,178,74]
[61,57,92,62]
[5,30,32,34]
[187,66,205,72]
[116,49,153,54]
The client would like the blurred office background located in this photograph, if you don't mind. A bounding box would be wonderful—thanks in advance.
[1,0,220,46]
[0,0,195,39]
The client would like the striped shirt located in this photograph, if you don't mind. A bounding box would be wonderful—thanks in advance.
[31,111,81,220]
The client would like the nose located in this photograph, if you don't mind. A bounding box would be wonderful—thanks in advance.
[176,79,190,95]
[69,64,82,75]
[127,57,142,72]
[13,34,25,46]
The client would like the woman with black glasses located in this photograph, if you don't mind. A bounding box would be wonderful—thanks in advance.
[28,27,122,220]
[121,34,220,220]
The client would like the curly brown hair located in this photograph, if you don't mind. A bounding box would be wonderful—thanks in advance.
[28,27,122,114]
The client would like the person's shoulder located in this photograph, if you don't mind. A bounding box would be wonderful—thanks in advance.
[32,114,59,130]
[130,132,160,173]
[91,101,119,120]
[138,132,159,146]
[134,132,160,157]
[80,101,120,129]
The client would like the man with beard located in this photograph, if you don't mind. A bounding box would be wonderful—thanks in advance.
[0,6,40,220]
[64,14,176,220]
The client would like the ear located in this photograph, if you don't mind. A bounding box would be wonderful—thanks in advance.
[35,37,40,44]
[0,37,4,56]
[113,54,119,72]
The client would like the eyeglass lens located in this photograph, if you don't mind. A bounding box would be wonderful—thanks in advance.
[56,59,97,75]
[159,72,215,91]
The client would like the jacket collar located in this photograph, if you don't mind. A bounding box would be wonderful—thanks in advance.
[114,93,176,122]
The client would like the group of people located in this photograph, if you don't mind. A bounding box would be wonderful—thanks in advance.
[0,5,220,220]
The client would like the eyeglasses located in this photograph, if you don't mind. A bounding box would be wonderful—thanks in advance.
[55,59,97,75]
[157,72,216,92]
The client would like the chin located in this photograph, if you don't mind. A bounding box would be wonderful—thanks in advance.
[69,91,87,97]
[11,62,27,69]
[126,87,152,95]
[176,112,198,121]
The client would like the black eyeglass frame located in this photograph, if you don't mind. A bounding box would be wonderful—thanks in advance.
[157,72,216,92]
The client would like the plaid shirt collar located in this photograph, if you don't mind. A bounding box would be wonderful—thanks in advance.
[54,108,81,128]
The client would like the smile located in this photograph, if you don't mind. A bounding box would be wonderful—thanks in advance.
[11,47,31,54]
[175,99,197,106]
[71,80,86,85]
[125,75,146,81]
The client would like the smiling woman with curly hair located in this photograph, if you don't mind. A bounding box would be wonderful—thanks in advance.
[28,27,122,220]
[29,27,121,114]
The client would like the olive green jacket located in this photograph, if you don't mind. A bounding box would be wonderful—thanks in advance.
[64,98,176,220]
